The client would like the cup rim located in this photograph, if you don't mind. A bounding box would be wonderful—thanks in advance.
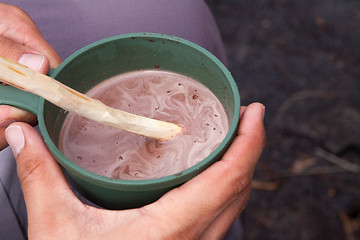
[39,32,240,191]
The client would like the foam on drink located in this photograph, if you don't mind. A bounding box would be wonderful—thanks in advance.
[59,70,228,180]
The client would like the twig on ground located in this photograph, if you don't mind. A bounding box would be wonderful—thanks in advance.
[315,147,360,173]
[280,165,348,177]
[339,211,360,240]
[252,180,279,191]
[272,90,344,127]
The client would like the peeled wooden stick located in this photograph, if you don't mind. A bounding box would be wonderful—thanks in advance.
[0,56,182,141]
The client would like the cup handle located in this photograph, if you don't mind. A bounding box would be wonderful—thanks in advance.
[0,83,41,115]
[0,68,58,115]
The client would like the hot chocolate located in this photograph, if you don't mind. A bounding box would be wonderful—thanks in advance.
[59,70,228,180]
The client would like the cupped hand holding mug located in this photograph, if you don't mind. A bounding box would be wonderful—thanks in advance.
[6,103,265,240]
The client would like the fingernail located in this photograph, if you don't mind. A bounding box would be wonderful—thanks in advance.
[262,105,266,119]
[5,125,25,157]
[18,53,45,71]
[0,119,16,128]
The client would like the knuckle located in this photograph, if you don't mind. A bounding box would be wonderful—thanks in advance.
[245,127,267,152]
[229,169,252,197]
[0,4,28,21]
[16,153,45,187]
[0,4,37,44]
[141,203,199,240]
[0,37,21,59]
[219,160,253,197]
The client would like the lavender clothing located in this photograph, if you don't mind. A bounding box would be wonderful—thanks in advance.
[9,0,227,63]
[0,1,242,239]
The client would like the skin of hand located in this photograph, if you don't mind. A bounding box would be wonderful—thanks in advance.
[0,3,62,150]
[5,102,265,240]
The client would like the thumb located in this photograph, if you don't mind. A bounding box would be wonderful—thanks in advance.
[0,36,49,74]
[4,123,76,215]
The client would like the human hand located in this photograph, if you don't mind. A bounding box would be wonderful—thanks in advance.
[0,3,62,150]
[5,103,265,240]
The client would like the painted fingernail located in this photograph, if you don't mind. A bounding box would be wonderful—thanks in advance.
[5,125,25,157]
[0,119,16,128]
[18,53,45,72]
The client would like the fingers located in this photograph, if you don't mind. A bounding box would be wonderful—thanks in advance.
[199,186,250,240]
[0,36,47,149]
[4,122,78,217]
[0,105,37,150]
[230,102,266,175]
[0,3,62,68]
[199,103,266,238]
[0,4,62,149]
[0,36,50,73]
[149,103,266,238]
[240,105,247,117]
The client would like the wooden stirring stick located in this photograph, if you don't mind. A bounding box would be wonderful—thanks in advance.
[0,56,182,141]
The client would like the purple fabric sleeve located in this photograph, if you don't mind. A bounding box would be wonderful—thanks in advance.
[7,0,227,64]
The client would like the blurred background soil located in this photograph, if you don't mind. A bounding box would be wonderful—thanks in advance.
[206,1,360,239]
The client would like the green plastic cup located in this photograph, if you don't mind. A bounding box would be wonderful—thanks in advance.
[0,33,240,209]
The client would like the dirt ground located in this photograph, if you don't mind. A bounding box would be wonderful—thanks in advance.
[206,1,360,239]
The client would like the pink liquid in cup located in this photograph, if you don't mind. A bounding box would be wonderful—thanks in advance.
[59,70,228,180]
